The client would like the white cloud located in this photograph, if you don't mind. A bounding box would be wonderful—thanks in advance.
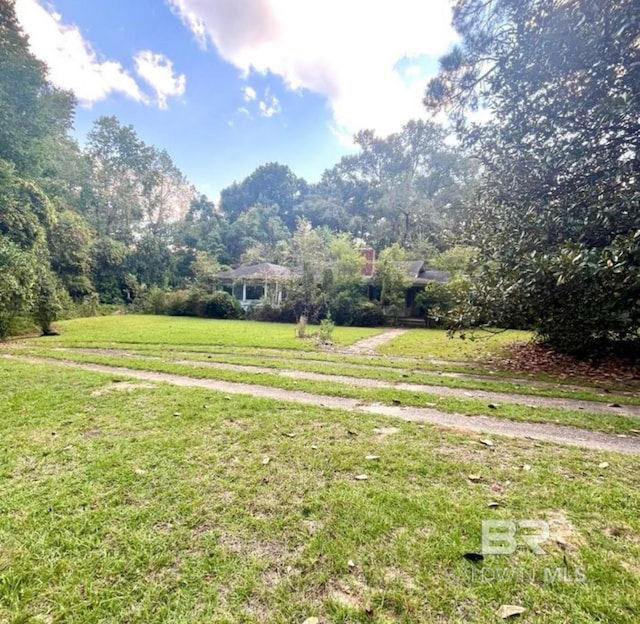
[243,86,257,101]
[134,51,186,110]
[167,0,457,136]
[15,0,146,106]
[258,94,281,118]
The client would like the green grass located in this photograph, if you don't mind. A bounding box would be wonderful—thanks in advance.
[8,347,640,434]
[380,328,533,360]
[1,359,639,623]
[36,315,382,350]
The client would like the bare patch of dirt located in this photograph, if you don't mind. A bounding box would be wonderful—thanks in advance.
[383,567,417,590]
[546,510,585,552]
[91,381,156,396]
[373,426,401,438]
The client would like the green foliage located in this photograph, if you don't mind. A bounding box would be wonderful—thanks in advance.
[48,210,94,299]
[418,277,472,329]
[220,162,308,229]
[198,291,244,320]
[0,236,37,338]
[31,268,62,335]
[189,251,221,292]
[162,289,243,320]
[427,0,640,356]
[374,244,411,324]
[351,300,385,327]
[91,237,128,304]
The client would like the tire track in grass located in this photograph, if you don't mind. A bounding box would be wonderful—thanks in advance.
[5,354,640,456]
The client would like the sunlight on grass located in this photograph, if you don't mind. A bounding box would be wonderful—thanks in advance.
[380,329,534,360]
[40,315,382,350]
[0,360,638,623]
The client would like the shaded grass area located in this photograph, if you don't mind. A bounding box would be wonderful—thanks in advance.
[7,348,640,435]
[39,315,383,350]
[1,360,639,623]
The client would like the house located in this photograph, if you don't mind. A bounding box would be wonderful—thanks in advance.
[215,252,449,319]
[394,261,450,318]
[362,254,450,318]
[214,263,292,310]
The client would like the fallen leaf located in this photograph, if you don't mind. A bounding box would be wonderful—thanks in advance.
[347,559,356,568]
[311,444,318,450]
[468,474,482,482]
[488,501,500,508]
[598,462,609,469]
[463,552,484,562]
[522,464,532,471]
[262,457,270,465]
[496,604,526,619]
[173,412,181,417]
[365,455,380,460]
[480,439,494,447]
[355,474,369,481]
[283,433,296,438]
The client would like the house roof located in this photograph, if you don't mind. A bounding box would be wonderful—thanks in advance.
[215,263,293,281]
[396,260,426,280]
[413,270,450,285]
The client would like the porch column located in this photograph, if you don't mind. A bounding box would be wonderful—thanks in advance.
[242,282,247,303]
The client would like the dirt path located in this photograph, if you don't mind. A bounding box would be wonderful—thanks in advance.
[6,355,640,456]
[341,328,408,354]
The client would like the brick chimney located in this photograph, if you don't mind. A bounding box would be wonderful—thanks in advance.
[359,248,376,277]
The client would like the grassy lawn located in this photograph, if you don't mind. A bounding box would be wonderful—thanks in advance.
[35,315,382,350]
[5,346,640,434]
[1,359,639,623]
[380,329,533,361]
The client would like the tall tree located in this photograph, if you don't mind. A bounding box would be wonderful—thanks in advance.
[426,0,640,355]
[0,0,75,176]
[220,163,308,229]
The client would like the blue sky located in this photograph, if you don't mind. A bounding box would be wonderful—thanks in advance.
[15,0,457,199]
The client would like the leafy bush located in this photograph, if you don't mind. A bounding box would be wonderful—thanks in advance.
[417,278,472,328]
[246,303,297,324]
[166,290,200,317]
[351,300,385,327]
[132,286,168,315]
[198,291,244,319]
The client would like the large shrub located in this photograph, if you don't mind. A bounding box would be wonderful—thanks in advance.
[198,291,244,319]
[351,300,385,327]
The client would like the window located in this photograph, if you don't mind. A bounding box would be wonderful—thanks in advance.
[245,284,264,300]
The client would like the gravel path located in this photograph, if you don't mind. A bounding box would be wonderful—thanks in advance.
[6,355,640,456]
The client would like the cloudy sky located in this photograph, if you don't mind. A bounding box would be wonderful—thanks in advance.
[15,0,457,197]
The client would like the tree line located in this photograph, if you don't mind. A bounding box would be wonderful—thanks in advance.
[1,0,638,357]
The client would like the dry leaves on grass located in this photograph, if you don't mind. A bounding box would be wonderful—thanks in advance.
[487,342,640,385]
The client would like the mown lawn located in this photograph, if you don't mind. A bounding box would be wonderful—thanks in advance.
[1,359,639,623]
[6,346,640,435]
[35,315,383,350]
[380,329,533,361]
